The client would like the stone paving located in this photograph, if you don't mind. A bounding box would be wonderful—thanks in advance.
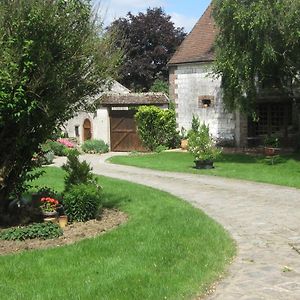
[54,153,300,299]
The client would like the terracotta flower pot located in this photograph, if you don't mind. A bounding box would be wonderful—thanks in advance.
[59,215,68,228]
[181,139,188,150]
[264,147,278,156]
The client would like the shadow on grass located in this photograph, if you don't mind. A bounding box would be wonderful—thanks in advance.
[289,151,300,161]
[216,153,259,164]
[262,156,289,166]
[216,153,299,165]
[102,192,131,209]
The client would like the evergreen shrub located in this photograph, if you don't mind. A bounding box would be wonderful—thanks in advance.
[63,184,103,222]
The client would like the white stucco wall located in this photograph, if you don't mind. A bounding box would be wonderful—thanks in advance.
[64,108,110,145]
[172,63,236,142]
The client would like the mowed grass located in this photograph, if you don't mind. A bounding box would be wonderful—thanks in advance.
[109,151,300,188]
[0,167,235,300]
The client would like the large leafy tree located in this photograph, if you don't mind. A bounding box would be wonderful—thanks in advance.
[212,0,300,112]
[108,7,186,91]
[0,0,121,212]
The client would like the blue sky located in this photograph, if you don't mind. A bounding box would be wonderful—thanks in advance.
[94,0,212,33]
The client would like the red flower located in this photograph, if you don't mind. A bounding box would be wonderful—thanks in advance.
[39,196,60,213]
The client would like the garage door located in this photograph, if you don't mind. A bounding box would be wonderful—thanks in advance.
[110,110,146,152]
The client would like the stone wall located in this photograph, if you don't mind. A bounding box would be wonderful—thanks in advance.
[169,62,241,145]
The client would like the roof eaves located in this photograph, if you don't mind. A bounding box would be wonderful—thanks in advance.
[168,58,215,67]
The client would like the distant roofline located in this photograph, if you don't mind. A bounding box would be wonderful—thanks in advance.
[100,92,169,106]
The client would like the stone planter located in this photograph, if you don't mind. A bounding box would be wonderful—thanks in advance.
[42,211,58,218]
[44,217,58,224]
[194,160,214,169]
[43,211,58,224]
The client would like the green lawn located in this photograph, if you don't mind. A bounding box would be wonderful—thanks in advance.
[0,167,235,300]
[109,151,300,188]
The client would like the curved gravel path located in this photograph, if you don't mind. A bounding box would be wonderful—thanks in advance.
[54,153,300,300]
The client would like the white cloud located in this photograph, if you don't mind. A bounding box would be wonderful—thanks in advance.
[170,12,197,33]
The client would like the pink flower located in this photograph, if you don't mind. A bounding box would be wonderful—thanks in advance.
[57,138,75,148]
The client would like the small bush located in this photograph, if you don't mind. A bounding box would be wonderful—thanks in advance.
[40,142,51,153]
[135,106,179,151]
[264,135,280,148]
[155,145,168,153]
[35,187,59,199]
[191,115,201,133]
[43,141,67,156]
[43,151,55,165]
[188,121,221,161]
[0,222,63,241]
[62,147,80,157]
[37,150,54,165]
[81,139,109,154]
[62,151,98,191]
[63,184,103,222]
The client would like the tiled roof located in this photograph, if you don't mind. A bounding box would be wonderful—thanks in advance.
[100,93,169,106]
[168,4,217,65]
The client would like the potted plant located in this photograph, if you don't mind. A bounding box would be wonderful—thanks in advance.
[264,135,280,156]
[40,197,60,217]
[188,122,221,169]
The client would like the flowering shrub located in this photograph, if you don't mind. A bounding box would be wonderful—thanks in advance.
[188,122,221,161]
[57,138,75,148]
[40,197,60,212]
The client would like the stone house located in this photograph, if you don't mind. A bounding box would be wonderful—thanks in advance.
[168,4,299,147]
[64,81,169,151]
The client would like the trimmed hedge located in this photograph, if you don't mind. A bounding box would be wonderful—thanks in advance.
[135,106,179,151]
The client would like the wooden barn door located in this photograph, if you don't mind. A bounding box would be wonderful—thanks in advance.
[110,110,145,152]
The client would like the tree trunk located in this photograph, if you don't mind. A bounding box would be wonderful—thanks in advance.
[0,143,36,214]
